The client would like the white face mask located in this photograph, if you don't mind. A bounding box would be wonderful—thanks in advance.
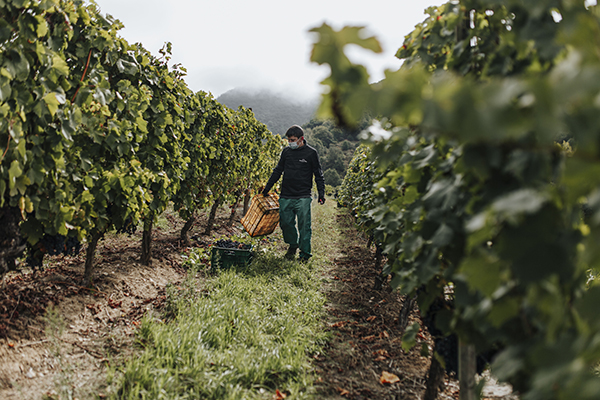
[288,137,302,149]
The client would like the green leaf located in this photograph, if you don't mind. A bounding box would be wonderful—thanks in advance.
[487,296,520,328]
[574,285,600,329]
[492,189,548,224]
[420,342,430,357]
[563,157,600,204]
[310,24,382,66]
[0,102,9,117]
[491,347,525,382]
[401,322,421,352]
[0,76,11,102]
[0,17,11,42]
[136,116,148,133]
[431,223,453,247]
[116,58,138,75]
[20,218,44,244]
[27,164,45,185]
[422,178,459,211]
[8,160,22,189]
[6,52,30,81]
[79,190,94,204]
[459,254,505,297]
[61,108,77,141]
[11,0,32,8]
[8,118,23,141]
[51,54,69,77]
[17,138,26,158]
[43,92,60,116]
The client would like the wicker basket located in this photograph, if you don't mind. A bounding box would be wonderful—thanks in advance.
[241,193,280,237]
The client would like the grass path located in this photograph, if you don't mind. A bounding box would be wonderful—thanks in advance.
[110,201,343,399]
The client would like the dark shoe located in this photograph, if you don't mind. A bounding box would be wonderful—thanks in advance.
[284,246,298,260]
[298,256,310,263]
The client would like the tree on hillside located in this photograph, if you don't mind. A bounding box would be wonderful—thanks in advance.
[308,137,326,157]
[302,117,370,182]
[324,169,342,187]
[323,149,346,176]
[310,126,334,147]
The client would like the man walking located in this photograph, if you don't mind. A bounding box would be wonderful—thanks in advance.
[262,125,326,262]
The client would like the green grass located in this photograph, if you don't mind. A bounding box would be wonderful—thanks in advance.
[110,201,337,399]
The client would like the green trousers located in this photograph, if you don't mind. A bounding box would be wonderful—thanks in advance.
[278,197,312,259]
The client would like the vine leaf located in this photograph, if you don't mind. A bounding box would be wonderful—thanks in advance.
[401,322,420,352]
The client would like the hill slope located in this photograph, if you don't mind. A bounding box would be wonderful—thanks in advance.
[217,88,317,136]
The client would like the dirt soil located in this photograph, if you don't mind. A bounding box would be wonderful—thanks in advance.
[0,206,516,400]
[312,210,459,400]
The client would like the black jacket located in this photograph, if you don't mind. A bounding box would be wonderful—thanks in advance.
[264,142,325,199]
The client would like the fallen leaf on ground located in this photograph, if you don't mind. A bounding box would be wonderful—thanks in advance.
[380,331,390,338]
[373,349,389,360]
[330,321,347,328]
[367,316,377,322]
[380,371,400,384]
[273,389,287,399]
[336,387,350,396]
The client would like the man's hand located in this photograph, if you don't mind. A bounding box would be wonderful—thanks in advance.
[318,197,326,205]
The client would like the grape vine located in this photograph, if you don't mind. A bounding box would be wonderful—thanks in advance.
[0,0,282,284]
[313,0,600,398]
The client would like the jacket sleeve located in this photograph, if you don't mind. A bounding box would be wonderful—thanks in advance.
[263,150,286,193]
[312,151,325,198]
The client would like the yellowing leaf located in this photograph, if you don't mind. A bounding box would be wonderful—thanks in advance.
[25,197,34,213]
[36,15,48,37]
[18,196,25,218]
[0,67,13,79]
[17,195,33,218]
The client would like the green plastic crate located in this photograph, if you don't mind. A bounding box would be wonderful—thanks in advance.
[210,246,254,269]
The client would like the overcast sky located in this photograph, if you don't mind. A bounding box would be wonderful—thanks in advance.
[93,0,444,101]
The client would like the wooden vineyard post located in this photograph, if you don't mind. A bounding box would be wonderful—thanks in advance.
[242,188,251,217]
[459,339,477,400]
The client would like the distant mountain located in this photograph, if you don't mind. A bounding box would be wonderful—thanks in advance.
[217,88,318,136]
